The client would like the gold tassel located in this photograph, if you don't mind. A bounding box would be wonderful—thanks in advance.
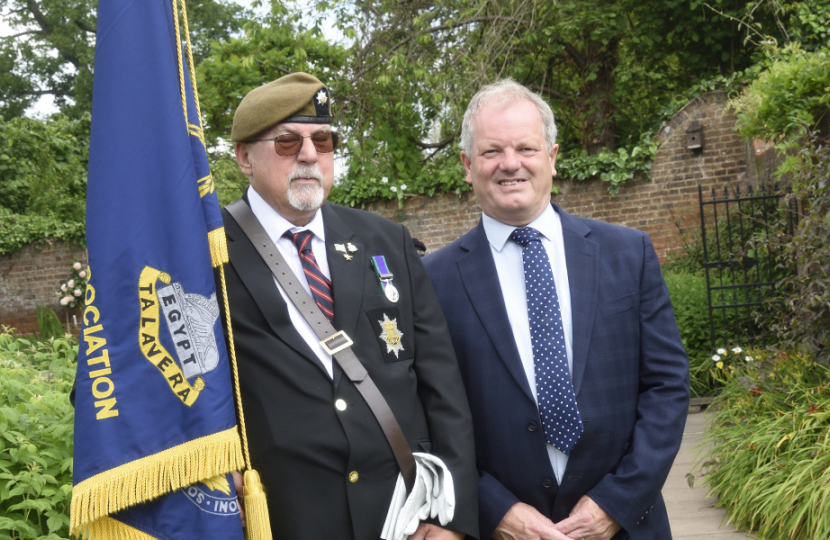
[69,427,244,537]
[208,227,229,268]
[78,515,158,540]
[243,470,272,540]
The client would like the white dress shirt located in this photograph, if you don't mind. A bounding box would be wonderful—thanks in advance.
[247,187,335,378]
[481,204,574,484]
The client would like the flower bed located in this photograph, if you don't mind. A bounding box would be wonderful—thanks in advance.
[698,349,830,540]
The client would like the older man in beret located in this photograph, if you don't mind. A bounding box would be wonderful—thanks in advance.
[221,72,478,540]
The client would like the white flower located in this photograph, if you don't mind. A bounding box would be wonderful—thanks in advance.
[717,348,727,355]
[79,270,87,279]
[745,356,754,362]
[60,297,70,306]
[712,355,721,362]
[73,262,82,271]
[60,284,68,292]
[67,279,75,288]
[732,346,743,354]
[390,186,398,192]
[400,184,407,191]
[381,177,389,183]
[74,289,82,297]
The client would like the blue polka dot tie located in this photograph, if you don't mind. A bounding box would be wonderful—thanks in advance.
[510,227,583,455]
[284,230,335,322]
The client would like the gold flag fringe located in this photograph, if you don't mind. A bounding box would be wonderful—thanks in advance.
[243,470,272,540]
[70,427,244,538]
[75,516,159,540]
[208,227,229,268]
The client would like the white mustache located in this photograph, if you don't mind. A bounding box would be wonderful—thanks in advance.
[288,165,323,183]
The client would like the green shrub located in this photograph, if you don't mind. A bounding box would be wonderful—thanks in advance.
[731,45,830,142]
[0,329,76,540]
[755,144,830,363]
[697,350,830,540]
[35,308,64,342]
[664,271,717,397]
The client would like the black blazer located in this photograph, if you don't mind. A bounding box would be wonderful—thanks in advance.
[220,200,478,540]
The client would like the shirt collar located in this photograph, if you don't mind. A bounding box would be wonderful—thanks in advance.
[247,186,326,242]
[482,203,560,252]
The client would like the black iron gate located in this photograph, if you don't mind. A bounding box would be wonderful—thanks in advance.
[698,184,797,351]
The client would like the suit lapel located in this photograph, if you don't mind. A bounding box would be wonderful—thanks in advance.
[322,204,363,386]
[457,221,535,401]
[224,211,324,369]
[556,205,599,394]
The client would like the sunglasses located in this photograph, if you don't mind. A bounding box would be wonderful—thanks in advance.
[247,131,339,156]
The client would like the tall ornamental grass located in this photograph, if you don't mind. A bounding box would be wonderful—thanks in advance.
[0,329,76,540]
[699,349,830,540]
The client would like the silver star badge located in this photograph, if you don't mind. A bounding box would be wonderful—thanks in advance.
[316,89,328,105]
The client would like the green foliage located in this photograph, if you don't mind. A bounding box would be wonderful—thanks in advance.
[0,213,86,256]
[0,0,249,119]
[0,330,77,540]
[556,136,658,194]
[210,150,248,206]
[35,308,63,342]
[731,46,830,142]
[664,271,714,397]
[0,114,88,252]
[697,350,830,540]
[0,115,89,218]
[756,144,830,363]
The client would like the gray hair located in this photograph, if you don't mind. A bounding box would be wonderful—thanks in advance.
[459,78,557,155]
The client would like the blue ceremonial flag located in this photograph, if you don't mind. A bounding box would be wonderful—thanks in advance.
[70,0,247,538]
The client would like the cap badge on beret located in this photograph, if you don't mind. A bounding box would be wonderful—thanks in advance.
[315,89,330,116]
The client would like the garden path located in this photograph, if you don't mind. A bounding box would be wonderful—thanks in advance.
[664,409,756,539]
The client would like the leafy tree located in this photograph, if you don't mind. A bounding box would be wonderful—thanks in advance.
[0,0,248,119]
[0,114,90,253]
[298,0,783,202]
[731,46,830,142]
[0,114,89,219]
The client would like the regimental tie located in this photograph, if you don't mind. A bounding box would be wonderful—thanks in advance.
[284,230,335,322]
[510,227,583,455]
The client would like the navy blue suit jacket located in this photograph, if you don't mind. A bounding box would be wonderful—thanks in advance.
[424,204,689,540]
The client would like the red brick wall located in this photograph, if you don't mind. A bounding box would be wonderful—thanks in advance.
[0,91,765,333]
[0,241,87,335]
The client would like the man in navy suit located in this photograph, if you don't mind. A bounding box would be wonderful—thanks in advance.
[424,79,689,540]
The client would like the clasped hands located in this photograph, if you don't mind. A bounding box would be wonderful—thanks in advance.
[493,496,621,540]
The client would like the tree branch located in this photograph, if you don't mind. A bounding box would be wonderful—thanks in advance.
[526,84,576,105]
[0,29,46,40]
[558,40,586,70]
[408,131,458,150]
[351,15,525,81]
[75,19,96,35]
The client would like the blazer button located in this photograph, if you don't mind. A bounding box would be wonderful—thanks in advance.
[541,477,553,489]
[348,471,359,483]
[527,421,538,432]
[335,399,347,411]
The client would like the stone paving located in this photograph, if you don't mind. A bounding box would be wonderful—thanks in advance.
[664,410,755,539]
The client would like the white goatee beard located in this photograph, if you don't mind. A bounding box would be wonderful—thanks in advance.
[287,165,325,212]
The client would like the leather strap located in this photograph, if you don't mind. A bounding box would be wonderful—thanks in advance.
[226,200,416,491]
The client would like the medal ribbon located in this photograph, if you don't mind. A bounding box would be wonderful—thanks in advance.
[371,255,394,296]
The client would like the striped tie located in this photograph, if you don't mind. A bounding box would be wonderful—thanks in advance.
[284,230,334,322]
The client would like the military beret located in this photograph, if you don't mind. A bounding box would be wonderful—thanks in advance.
[231,72,332,142]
